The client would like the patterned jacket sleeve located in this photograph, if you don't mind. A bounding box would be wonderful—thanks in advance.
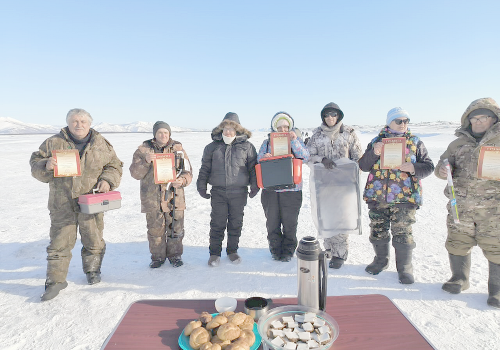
[348,131,363,162]
[291,138,310,162]
[257,140,270,162]
[358,142,379,172]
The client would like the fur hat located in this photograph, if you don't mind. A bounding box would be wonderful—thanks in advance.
[153,121,171,136]
[223,112,240,124]
[271,112,294,131]
[386,107,410,126]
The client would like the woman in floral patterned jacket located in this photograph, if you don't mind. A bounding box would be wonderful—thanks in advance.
[358,107,434,285]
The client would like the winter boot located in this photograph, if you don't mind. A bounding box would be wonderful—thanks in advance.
[487,261,500,308]
[41,281,68,301]
[86,272,101,285]
[442,253,471,294]
[149,259,165,269]
[208,255,220,267]
[228,253,241,264]
[329,257,345,269]
[393,242,416,284]
[365,238,390,275]
[169,257,183,268]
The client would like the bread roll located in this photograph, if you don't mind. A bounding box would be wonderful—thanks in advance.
[200,342,222,350]
[227,312,247,326]
[217,323,241,341]
[206,315,228,330]
[199,312,213,325]
[236,329,255,346]
[189,327,211,350]
[184,320,202,336]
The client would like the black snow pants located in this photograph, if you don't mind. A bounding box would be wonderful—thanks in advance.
[209,188,248,256]
[261,189,302,257]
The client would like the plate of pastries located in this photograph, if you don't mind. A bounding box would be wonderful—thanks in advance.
[178,311,262,350]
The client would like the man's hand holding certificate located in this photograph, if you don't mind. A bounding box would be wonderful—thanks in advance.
[52,149,81,177]
[151,153,176,184]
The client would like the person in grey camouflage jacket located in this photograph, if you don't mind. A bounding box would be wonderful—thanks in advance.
[30,108,123,301]
[435,97,500,308]
[306,102,363,269]
[130,121,192,269]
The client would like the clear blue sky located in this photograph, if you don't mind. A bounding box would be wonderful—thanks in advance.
[1,0,499,129]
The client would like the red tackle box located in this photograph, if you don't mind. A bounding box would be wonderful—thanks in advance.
[78,191,122,214]
[256,155,302,190]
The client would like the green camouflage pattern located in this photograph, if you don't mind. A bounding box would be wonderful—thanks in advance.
[129,138,192,213]
[130,138,192,261]
[30,128,123,212]
[435,98,500,264]
[368,204,416,245]
[30,128,123,283]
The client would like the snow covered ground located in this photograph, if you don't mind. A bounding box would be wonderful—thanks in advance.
[1,127,499,350]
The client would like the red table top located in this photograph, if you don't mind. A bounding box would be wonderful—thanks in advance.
[101,294,434,349]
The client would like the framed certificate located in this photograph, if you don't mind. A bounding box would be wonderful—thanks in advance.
[477,146,500,181]
[381,137,406,169]
[152,153,176,184]
[270,132,291,156]
[53,149,81,177]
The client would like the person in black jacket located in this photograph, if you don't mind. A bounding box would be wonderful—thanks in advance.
[197,112,259,267]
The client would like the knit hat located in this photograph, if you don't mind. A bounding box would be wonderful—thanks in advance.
[386,107,410,125]
[271,112,294,131]
[321,102,344,123]
[153,121,171,136]
[223,112,240,124]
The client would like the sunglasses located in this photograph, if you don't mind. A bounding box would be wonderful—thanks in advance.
[394,118,410,125]
[469,115,491,124]
[324,111,338,118]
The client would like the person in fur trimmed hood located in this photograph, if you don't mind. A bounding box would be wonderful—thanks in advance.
[435,97,500,308]
[197,112,259,267]
[257,112,310,262]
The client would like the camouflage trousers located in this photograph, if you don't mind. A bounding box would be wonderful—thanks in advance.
[446,206,500,264]
[368,204,416,245]
[146,209,184,262]
[47,208,105,283]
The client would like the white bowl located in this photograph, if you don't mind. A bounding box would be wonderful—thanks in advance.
[215,297,237,312]
[257,305,339,350]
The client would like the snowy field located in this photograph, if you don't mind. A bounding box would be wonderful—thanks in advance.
[1,128,499,349]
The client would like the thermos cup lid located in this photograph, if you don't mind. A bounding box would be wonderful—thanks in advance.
[296,236,323,261]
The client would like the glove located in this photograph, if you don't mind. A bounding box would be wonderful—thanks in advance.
[249,186,260,198]
[198,189,211,199]
[321,157,335,169]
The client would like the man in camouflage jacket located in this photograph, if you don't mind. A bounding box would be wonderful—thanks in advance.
[307,102,363,269]
[435,97,500,308]
[30,108,123,301]
[130,121,192,268]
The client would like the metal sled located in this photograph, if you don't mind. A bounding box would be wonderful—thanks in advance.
[309,158,362,238]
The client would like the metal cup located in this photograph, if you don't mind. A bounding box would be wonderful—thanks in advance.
[244,297,271,321]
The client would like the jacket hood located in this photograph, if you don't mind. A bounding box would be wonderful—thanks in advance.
[211,120,252,142]
[321,102,344,123]
[460,97,500,129]
[270,111,295,131]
